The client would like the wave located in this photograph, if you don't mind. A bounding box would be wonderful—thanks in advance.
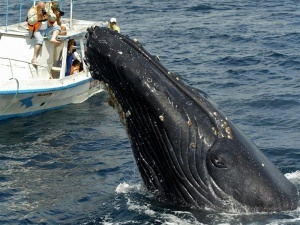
[114,180,300,225]
[187,4,214,12]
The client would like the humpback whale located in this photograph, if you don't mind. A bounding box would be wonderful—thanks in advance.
[85,26,298,212]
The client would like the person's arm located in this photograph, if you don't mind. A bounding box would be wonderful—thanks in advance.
[53,11,62,26]
[27,8,38,25]
[72,51,81,61]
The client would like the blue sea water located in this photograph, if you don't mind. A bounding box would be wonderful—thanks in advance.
[0,0,300,224]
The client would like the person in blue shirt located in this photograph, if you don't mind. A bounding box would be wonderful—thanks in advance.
[65,39,76,76]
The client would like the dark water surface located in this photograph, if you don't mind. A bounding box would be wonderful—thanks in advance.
[0,0,299,224]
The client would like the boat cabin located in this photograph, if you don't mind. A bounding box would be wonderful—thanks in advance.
[0,0,104,82]
[0,20,96,81]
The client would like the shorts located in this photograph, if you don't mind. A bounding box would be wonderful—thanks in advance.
[30,24,61,45]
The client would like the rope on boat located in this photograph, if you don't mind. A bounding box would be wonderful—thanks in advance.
[0,78,20,117]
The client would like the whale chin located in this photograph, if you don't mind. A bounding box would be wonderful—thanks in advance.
[85,26,298,212]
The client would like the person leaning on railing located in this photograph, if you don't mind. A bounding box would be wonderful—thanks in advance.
[108,17,120,33]
[27,1,61,65]
[48,1,67,35]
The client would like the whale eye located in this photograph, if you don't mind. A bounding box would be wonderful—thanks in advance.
[211,155,227,168]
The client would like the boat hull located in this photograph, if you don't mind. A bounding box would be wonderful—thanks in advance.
[0,78,104,120]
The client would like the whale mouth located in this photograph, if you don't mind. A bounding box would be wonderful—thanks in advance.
[85,26,298,212]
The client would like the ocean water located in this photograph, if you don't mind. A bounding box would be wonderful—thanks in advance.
[0,0,300,224]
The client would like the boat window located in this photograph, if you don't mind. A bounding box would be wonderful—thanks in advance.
[65,38,85,76]
[51,37,86,78]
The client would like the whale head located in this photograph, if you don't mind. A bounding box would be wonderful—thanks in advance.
[84,26,298,212]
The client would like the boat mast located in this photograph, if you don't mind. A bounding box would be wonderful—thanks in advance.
[5,0,8,32]
[70,0,73,28]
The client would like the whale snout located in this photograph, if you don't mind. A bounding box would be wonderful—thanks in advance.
[207,138,298,212]
[237,180,298,212]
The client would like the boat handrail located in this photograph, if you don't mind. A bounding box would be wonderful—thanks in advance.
[0,56,52,80]
[5,0,73,31]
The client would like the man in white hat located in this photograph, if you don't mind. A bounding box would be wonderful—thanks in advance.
[108,17,120,33]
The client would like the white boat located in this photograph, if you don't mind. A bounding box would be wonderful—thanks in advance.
[0,0,105,121]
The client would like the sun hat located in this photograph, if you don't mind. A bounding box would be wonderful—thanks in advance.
[52,2,65,16]
[110,17,117,23]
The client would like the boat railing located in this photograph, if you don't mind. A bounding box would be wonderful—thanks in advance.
[4,0,75,32]
[0,57,53,80]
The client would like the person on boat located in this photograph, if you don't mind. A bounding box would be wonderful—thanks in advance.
[48,1,67,35]
[70,59,81,75]
[108,17,120,33]
[72,49,81,62]
[47,12,57,27]
[65,39,76,76]
[27,1,61,65]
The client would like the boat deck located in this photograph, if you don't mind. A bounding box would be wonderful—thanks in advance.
[0,19,106,38]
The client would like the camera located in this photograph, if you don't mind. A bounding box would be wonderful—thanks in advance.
[42,9,47,16]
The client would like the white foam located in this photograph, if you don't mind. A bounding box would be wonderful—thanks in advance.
[285,170,300,181]
[160,211,204,225]
[115,182,201,223]
[266,217,300,225]
[127,198,156,215]
[115,182,141,194]
[114,180,299,224]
